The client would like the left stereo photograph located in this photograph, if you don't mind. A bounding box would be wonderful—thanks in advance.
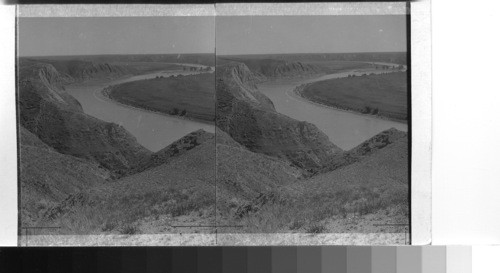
[17,8,217,246]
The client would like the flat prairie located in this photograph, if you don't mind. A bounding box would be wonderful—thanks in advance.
[107,73,215,123]
[299,72,408,122]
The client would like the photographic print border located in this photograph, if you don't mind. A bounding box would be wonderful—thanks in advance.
[1,1,431,246]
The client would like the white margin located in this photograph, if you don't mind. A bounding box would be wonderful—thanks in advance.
[0,5,18,247]
[410,0,432,245]
[18,4,216,17]
[216,3,407,16]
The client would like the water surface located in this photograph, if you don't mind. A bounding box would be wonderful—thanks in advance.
[67,64,406,152]
[259,69,408,150]
[67,69,214,152]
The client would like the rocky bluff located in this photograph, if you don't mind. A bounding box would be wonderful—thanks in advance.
[216,62,342,171]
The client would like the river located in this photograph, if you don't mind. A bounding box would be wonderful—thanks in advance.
[66,68,215,152]
[67,63,407,153]
[258,68,408,150]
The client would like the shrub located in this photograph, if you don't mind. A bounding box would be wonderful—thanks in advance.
[289,218,304,230]
[120,225,139,235]
[171,202,197,217]
[311,206,335,222]
[306,224,326,234]
[339,206,348,219]
[101,220,117,232]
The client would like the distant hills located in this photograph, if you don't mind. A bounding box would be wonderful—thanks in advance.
[217,52,406,81]
[218,52,407,66]
[19,58,134,83]
[23,53,215,67]
[217,57,322,80]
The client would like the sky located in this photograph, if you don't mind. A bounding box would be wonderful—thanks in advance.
[18,15,406,57]
[216,15,407,55]
[18,17,215,57]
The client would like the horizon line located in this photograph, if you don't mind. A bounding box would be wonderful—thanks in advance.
[19,52,216,58]
[219,51,406,56]
[20,51,406,58]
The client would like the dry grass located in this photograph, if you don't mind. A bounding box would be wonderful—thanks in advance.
[220,183,408,234]
[120,225,140,235]
[306,224,327,234]
[40,187,215,235]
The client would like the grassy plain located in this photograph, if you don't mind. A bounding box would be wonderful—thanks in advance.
[299,72,408,122]
[108,73,215,122]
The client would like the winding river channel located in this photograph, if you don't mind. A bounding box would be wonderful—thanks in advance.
[66,68,215,152]
[259,68,408,150]
[67,63,407,153]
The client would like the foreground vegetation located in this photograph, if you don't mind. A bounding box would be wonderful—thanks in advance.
[219,184,408,234]
[217,129,409,234]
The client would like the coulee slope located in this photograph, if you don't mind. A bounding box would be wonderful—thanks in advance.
[18,60,155,227]
[18,61,151,176]
[43,131,217,234]
[223,128,408,233]
[41,128,312,235]
[216,62,342,171]
[19,127,110,226]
